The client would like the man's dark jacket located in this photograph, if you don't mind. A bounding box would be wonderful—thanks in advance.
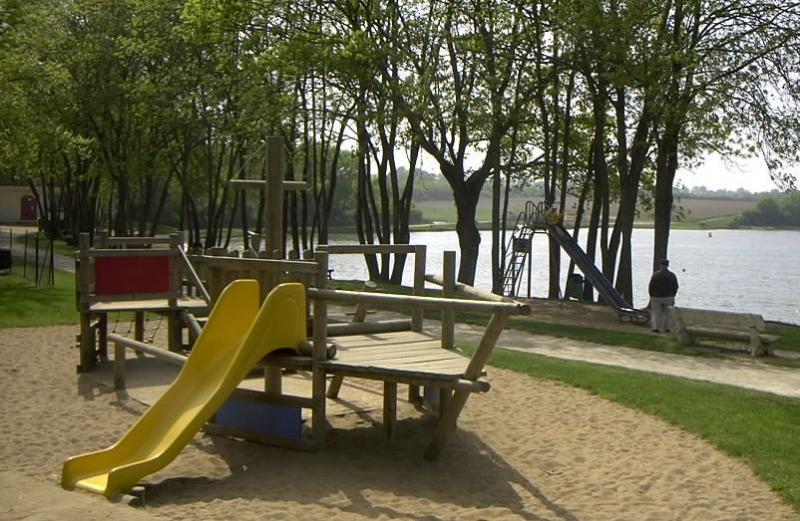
[649,269,679,298]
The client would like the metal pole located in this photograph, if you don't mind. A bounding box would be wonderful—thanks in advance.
[527,236,532,299]
[23,232,28,277]
[35,234,40,284]
[49,238,55,285]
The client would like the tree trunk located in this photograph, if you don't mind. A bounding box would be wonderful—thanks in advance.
[653,127,679,268]
[453,183,482,285]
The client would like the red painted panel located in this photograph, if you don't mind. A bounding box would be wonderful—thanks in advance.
[95,256,171,295]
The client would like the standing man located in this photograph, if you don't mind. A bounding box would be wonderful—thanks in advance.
[648,258,679,333]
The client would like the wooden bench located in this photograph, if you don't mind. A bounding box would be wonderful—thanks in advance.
[673,307,779,356]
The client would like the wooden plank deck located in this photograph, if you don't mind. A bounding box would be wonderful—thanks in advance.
[323,330,475,381]
[89,297,208,313]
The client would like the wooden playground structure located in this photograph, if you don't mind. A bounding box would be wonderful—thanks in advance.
[73,137,530,464]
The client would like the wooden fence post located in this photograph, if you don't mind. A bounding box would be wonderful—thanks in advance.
[311,251,329,449]
[411,244,426,331]
[441,250,456,349]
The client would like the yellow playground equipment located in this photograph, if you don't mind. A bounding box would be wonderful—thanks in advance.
[61,280,307,499]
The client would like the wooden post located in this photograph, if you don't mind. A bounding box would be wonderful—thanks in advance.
[383,381,397,442]
[411,245,426,331]
[311,251,329,449]
[98,314,108,359]
[78,233,94,372]
[208,247,226,302]
[114,341,126,390]
[424,311,510,460]
[265,366,282,395]
[242,248,258,282]
[441,250,456,349]
[167,234,182,352]
[352,280,378,323]
[94,230,108,248]
[79,312,93,372]
[438,388,451,417]
[134,312,145,342]
[266,137,285,260]
[326,374,345,399]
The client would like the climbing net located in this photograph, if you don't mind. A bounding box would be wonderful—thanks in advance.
[109,312,164,344]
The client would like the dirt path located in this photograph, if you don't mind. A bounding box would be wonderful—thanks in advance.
[442,321,800,398]
[326,302,800,398]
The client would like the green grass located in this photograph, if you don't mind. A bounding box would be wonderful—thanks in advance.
[768,323,800,353]
[0,264,78,328]
[460,344,800,512]
[10,232,77,259]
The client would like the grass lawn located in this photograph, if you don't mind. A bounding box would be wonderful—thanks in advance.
[462,344,800,513]
[0,264,78,328]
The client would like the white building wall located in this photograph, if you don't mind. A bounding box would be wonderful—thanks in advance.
[0,186,38,223]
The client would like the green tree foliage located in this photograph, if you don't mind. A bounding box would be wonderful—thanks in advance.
[736,193,800,227]
[2,0,799,299]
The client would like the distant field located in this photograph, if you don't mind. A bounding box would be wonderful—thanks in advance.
[413,194,759,228]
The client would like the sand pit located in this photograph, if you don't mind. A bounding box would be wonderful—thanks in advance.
[0,325,795,520]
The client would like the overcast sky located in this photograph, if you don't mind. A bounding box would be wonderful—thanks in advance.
[676,153,783,193]
[411,146,792,194]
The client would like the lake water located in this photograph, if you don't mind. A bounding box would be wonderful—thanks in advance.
[327,229,800,325]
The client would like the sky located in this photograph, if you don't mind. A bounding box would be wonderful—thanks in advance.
[415,148,789,194]
[676,153,783,193]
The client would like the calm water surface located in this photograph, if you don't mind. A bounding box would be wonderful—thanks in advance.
[328,229,800,325]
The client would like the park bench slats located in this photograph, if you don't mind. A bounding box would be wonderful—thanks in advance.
[674,307,779,356]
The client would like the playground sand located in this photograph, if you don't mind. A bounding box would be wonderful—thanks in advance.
[1,325,795,521]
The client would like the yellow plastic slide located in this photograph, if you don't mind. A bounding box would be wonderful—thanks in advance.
[61,280,307,498]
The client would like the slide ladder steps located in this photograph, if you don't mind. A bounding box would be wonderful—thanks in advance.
[501,212,535,297]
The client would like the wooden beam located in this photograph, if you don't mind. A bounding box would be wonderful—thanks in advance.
[327,319,412,336]
[189,255,319,273]
[320,365,491,392]
[317,244,418,255]
[424,312,509,460]
[425,273,520,304]
[102,236,173,247]
[308,288,530,315]
[177,247,211,303]
[78,248,177,258]
[107,333,187,365]
[180,311,203,339]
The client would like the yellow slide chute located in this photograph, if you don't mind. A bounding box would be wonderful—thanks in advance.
[62,280,307,498]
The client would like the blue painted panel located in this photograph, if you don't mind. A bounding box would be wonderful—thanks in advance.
[215,397,302,439]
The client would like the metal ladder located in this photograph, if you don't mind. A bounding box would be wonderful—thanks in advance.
[501,212,534,297]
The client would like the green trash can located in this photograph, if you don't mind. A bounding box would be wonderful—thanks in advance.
[565,273,584,300]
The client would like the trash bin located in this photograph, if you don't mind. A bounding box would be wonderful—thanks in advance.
[565,273,584,300]
[0,249,12,272]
